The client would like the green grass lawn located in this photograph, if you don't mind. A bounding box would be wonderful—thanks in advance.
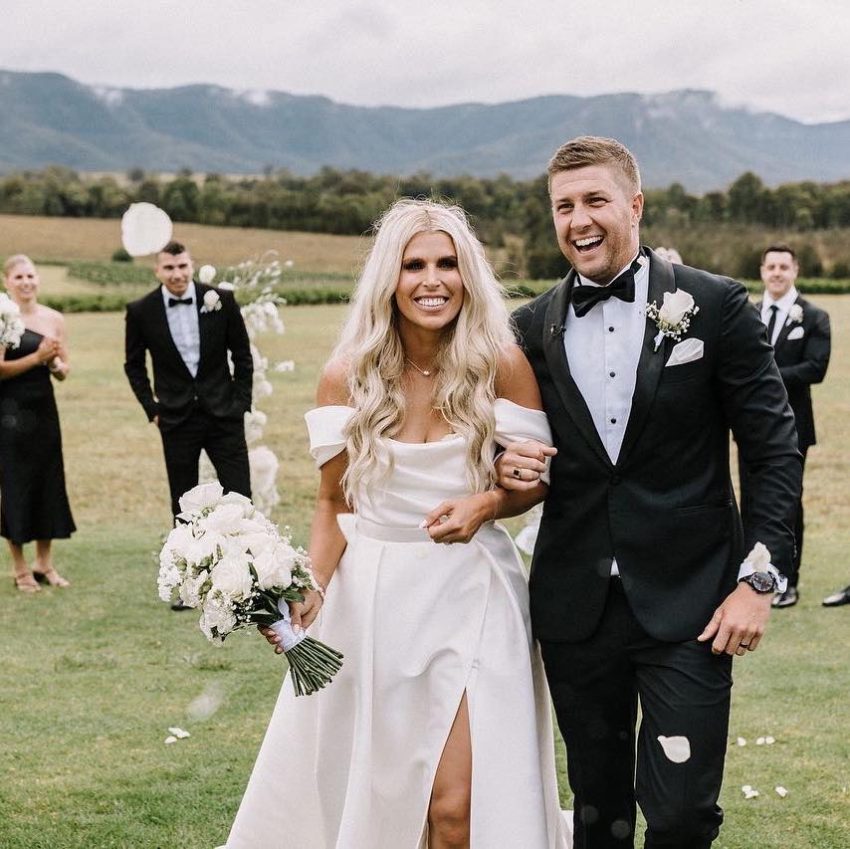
[1,298,849,848]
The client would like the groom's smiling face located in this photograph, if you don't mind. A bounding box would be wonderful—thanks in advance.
[550,164,643,285]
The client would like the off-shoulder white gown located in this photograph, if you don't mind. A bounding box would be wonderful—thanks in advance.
[223,400,572,848]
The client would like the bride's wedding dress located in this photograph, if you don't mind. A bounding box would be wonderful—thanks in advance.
[223,399,572,848]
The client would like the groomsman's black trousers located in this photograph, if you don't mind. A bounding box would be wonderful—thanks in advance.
[159,407,251,518]
[541,578,732,849]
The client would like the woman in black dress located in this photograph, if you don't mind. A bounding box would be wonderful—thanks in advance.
[1,255,75,592]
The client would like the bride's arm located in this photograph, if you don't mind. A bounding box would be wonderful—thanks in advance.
[423,344,556,544]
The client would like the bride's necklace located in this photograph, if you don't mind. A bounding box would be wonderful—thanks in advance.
[406,357,436,377]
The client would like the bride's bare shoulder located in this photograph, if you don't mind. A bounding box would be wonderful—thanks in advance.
[317,357,353,406]
[495,343,543,410]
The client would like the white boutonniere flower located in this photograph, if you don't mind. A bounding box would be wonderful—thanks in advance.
[198,264,217,284]
[645,289,700,351]
[787,304,803,324]
[200,289,222,314]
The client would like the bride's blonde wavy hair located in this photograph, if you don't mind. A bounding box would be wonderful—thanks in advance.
[334,198,514,502]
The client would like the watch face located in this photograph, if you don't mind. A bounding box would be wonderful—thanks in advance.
[749,571,775,593]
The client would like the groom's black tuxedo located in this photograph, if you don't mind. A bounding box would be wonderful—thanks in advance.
[124,283,253,429]
[124,283,253,517]
[514,250,801,644]
[514,249,802,848]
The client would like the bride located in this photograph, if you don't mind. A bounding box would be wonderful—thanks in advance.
[222,199,572,849]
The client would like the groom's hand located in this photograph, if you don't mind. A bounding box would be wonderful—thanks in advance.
[697,583,773,656]
[496,441,557,491]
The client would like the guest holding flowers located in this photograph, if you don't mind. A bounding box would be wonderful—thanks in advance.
[0,255,75,592]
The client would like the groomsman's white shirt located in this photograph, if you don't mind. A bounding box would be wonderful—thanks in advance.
[161,281,201,377]
[761,285,799,345]
[564,252,648,575]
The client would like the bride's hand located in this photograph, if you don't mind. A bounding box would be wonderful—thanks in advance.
[257,590,325,654]
[421,492,498,545]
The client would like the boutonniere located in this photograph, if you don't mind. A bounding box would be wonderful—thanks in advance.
[787,304,803,325]
[645,289,699,351]
[200,289,222,314]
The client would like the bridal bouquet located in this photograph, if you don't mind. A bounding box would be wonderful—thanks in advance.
[157,482,343,696]
[0,293,25,349]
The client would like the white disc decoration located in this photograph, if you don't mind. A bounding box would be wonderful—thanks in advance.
[121,203,173,256]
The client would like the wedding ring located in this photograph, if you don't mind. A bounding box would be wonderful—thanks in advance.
[739,643,750,648]
[512,468,522,479]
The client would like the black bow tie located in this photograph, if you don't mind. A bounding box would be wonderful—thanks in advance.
[168,297,194,307]
[571,256,641,318]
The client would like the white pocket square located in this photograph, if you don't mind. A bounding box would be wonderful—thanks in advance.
[786,326,804,341]
[665,338,704,367]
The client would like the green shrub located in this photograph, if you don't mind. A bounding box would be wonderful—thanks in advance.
[111,247,133,263]
[67,261,153,286]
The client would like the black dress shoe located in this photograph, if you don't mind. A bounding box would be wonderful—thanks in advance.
[822,585,850,607]
[170,600,193,611]
[771,587,798,608]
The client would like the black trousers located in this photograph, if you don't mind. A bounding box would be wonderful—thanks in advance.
[541,580,732,849]
[739,447,806,587]
[159,407,251,518]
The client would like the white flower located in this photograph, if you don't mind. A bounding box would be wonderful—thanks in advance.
[217,281,235,291]
[201,593,239,636]
[201,503,251,536]
[164,735,178,745]
[201,290,222,313]
[168,726,191,739]
[198,265,217,284]
[253,541,297,591]
[121,203,173,256]
[741,785,760,799]
[284,259,294,268]
[657,735,691,763]
[659,289,696,326]
[788,304,804,324]
[185,531,225,568]
[775,786,788,798]
[736,737,747,747]
[210,556,253,600]
[244,409,268,445]
[178,482,225,516]
[178,569,209,607]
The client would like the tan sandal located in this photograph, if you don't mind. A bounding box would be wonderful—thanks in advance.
[14,573,41,593]
[32,567,70,588]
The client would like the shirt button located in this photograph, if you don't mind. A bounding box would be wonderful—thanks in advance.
[610,418,617,424]
[608,326,615,333]
[609,371,616,378]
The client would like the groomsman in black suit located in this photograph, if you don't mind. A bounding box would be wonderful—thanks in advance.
[124,241,253,526]
[498,137,801,848]
[740,245,831,608]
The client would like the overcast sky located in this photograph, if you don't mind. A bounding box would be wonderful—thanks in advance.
[5,0,850,123]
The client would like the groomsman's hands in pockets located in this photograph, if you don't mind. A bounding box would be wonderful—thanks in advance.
[698,583,773,657]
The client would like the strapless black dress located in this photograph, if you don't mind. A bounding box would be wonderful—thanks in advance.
[0,328,75,544]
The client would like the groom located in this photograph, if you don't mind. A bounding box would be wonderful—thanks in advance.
[124,241,253,522]
[499,137,801,848]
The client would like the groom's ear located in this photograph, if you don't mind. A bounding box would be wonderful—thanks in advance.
[631,192,644,226]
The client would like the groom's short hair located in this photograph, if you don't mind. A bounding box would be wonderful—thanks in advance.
[548,136,641,194]
[159,240,188,257]
[761,244,797,264]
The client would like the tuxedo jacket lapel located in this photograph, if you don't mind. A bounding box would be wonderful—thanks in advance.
[543,271,612,468]
[617,250,676,465]
[772,295,800,350]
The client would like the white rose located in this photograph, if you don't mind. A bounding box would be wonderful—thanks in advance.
[178,482,224,516]
[253,545,294,591]
[201,595,238,637]
[162,522,195,560]
[203,290,221,311]
[658,289,695,325]
[185,531,225,568]
[201,503,248,536]
[210,556,253,599]
[788,304,804,323]
[198,265,217,284]
[217,281,235,291]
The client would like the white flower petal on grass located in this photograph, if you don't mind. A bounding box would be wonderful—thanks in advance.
[741,785,760,799]
[756,736,766,745]
[164,735,178,745]
[168,727,191,739]
[736,737,747,747]
[765,736,776,745]
[121,203,173,256]
[775,786,788,798]
[274,360,295,373]
[657,735,691,763]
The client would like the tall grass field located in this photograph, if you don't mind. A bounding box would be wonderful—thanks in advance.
[1,296,848,848]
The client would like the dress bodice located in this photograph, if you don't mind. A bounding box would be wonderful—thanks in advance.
[0,329,51,396]
[304,399,552,529]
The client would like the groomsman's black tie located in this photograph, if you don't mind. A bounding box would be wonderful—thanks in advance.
[168,297,194,307]
[765,304,779,345]
[571,255,641,318]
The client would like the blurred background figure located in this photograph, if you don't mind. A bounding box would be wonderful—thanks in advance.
[740,245,831,609]
[822,582,850,607]
[0,255,75,592]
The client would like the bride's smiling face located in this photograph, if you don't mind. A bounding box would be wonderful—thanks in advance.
[394,231,464,333]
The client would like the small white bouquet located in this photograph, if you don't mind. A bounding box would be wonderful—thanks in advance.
[0,293,25,349]
[157,482,343,696]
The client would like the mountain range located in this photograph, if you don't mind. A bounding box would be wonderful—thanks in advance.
[2,69,849,191]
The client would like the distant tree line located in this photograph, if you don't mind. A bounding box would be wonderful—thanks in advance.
[2,166,850,278]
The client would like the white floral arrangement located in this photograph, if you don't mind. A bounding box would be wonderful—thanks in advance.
[158,482,343,696]
[646,289,700,351]
[0,293,25,349]
[787,304,804,324]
